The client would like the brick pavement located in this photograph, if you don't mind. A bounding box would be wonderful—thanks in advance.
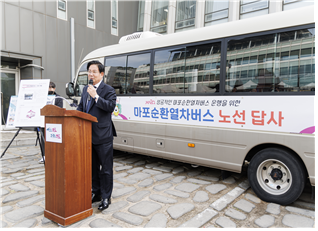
[0,137,315,228]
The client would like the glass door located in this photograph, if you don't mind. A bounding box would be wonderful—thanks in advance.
[1,71,18,127]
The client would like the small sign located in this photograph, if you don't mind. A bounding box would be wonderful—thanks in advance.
[6,96,18,129]
[46,123,62,143]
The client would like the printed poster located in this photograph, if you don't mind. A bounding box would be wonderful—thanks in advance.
[14,79,50,128]
[6,96,18,129]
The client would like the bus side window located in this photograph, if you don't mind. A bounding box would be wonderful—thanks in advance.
[74,63,88,97]
[105,56,127,95]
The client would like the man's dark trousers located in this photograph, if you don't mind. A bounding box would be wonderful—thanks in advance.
[92,140,113,199]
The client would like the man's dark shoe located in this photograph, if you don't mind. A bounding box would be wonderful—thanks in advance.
[92,193,101,203]
[98,198,111,211]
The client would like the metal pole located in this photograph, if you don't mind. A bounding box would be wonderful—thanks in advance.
[70,18,75,82]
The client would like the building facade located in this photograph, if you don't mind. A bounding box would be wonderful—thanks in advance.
[1,0,139,127]
[137,0,314,34]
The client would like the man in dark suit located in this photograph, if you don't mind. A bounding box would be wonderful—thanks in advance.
[77,60,117,211]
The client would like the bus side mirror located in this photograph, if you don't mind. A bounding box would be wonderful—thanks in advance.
[66,82,75,97]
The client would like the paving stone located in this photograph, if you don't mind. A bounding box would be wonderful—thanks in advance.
[172,167,184,174]
[113,182,124,189]
[89,218,122,228]
[167,203,195,219]
[119,157,141,164]
[225,208,247,220]
[6,163,29,168]
[205,184,227,194]
[1,178,14,183]
[16,172,45,180]
[129,201,162,216]
[215,217,236,228]
[17,195,45,207]
[144,213,167,228]
[9,183,30,192]
[0,154,19,160]
[102,201,129,214]
[170,176,186,184]
[187,178,211,185]
[150,194,177,204]
[30,180,45,188]
[222,176,236,184]
[24,175,45,182]
[2,190,39,203]
[154,183,172,191]
[155,173,173,181]
[142,169,162,175]
[1,181,18,187]
[4,205,44,223]
[10,173,25,178]
[254,215,275,228]
[12,218,37,228]
[193,191,209,203]
[117,177,138,185]
[266,203,280,215]
[175,183,200,193]
[115,166,133,172]
[27,168,46,174]
[127,167,144,174]
[203,169,222,178]
[210,187,245,211]
[112,212,143,226]
[145,163,160,168]
[138,178,154,187]
[291,201,315,210]
[114,172,128,179]
[112,187,136,198]
[238,179,250,190]
[285,206,315,218]
[1,220,7,227]
[113,162,124,167]
[42,217,53,225]
[196,175,219,182]
[127,190,150,202]
[153,165,173,172]
[245,193,261,203]
[282,214,314,228]
[234,199,255,213]
[179,208,218,228]
[187,170,202,177]
[127,172,151,181]
[134,160,146,166]
[1,188,10,196]
[164,190,190,198]
[0,206,13,214]
[2,168,24,174]
[26,164,44,170]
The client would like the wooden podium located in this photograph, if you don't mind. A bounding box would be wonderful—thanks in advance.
[41,105,97,226]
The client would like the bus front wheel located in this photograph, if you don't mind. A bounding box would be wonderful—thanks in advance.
[247,148,306,205]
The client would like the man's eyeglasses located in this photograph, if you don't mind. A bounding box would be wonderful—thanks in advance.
[88,71,99,74]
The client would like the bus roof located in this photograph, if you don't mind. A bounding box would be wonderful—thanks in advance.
[82,6,314,63]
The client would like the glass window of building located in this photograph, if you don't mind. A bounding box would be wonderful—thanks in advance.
[105,56,126,95]
[151,1,169,34]
[87,0,95,28]
[226,28,315,93]
[175,1,196,32]
[127,53,151,94]
[240,0,269,20]
[283,0,314,11]
[57,0,67,20]
[137,1,145,32]
[205,0,229,26]
[111,0,118,35]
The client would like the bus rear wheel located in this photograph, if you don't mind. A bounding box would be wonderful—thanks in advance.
[247,148,306,205]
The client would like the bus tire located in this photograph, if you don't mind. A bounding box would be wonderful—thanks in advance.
[247,148,306,205]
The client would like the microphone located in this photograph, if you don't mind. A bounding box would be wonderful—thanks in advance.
[87,79,93,101]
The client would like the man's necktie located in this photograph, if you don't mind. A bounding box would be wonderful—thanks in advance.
[86,86,96,113]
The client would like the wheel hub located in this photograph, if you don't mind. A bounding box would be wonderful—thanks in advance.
[270,168,283,181]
